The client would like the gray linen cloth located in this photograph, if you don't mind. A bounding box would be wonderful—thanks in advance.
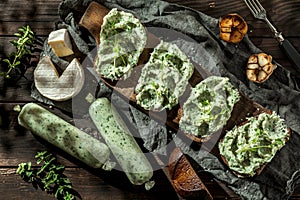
[31,0,300,199]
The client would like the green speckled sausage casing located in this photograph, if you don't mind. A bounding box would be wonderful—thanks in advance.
[89,97,153,185]
[18,103,110,168]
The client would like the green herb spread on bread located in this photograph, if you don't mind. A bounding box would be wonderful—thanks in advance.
[135,41,194,111]
[179,76,240,138]
[95,8,147,80]
[218,112,290,177]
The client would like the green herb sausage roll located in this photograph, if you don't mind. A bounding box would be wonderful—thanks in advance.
[18,103,110,168]
[89,97,154,186]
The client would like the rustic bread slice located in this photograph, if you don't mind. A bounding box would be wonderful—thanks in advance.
[79,1,109,45]
[168,147,213,199]
[218,109,291,178]
[80,2,159,84]
[94,8,148,81]
[178,76,241,143]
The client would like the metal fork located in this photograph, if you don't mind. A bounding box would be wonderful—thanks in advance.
[243,0,300,75]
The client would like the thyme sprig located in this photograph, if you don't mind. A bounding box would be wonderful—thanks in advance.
[16,151,81,200]
[1,25,35,79]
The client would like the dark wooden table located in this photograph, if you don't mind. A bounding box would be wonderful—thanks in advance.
[1,0,300,199]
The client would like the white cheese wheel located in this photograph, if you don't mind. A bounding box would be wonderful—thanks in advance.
[34,56,85,101]
[48,29,74,57]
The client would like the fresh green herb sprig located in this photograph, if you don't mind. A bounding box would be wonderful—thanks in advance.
[16,151,80,200]
[1,25,35,79]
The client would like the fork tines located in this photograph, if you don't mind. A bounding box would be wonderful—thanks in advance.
[244,0,266,17]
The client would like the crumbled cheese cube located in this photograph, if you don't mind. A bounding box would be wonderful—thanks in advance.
[48,28,74,57]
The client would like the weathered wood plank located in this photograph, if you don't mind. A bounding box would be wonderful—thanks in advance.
[0,0,299,37]
[0,129,80,167]
[0,167,179,200]
[251,37,300,70]
[167,0,300,37]
[0,102,79,167]
[0,35,299,71]
[0,21,56,36]
[0,128,79,166]
[0,0,61,12]
[0,101,229,199]
[0,72,35,102]
[0,0,300,199]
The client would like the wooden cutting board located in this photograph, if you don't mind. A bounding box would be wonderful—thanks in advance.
[78,1,271,198]
[79,1,270,144]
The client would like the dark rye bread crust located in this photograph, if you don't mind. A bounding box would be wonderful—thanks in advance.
[219,109,291,178]
[168,147,213,200]
[79,2,109,45]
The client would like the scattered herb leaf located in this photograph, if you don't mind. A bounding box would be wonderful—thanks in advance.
[16,151,81,200]
[1,25,36,79]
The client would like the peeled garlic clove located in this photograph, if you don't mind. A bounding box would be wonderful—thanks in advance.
[230,31,244,44]
[219,13,248,43]
[262,63,273,74]
[246,69,257,82]
[247,63,259,70]
[220,33,231,42]
[257,70,268,82]
[258,53,271,67]
[220,27,232,32]
[248,55,258,63]
[246,53,276,83]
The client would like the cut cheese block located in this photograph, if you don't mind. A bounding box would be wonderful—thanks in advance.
[34,56,85,101]
[48,28,74,57]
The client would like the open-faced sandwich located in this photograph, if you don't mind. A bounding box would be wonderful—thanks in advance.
[179,76,240,140]
[218,111,290,177]
[135,41,194,111]
[95,8,147,81]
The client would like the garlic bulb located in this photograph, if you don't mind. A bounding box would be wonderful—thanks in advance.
[219,13,248,43]
[246,53,277,83]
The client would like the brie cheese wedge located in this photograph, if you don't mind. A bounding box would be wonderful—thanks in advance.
[48,29,74,57]
[34,56,85,101]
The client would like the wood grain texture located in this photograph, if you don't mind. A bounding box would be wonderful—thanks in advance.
[165,0,300,70]
[1,0,299,69]
[167,0,300,38]
[1,0,300,199]
[0,71,35,102]
[1,37,298,71]
[0,167,179,200]
[1,0,300,37]
[0,0,60,22]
